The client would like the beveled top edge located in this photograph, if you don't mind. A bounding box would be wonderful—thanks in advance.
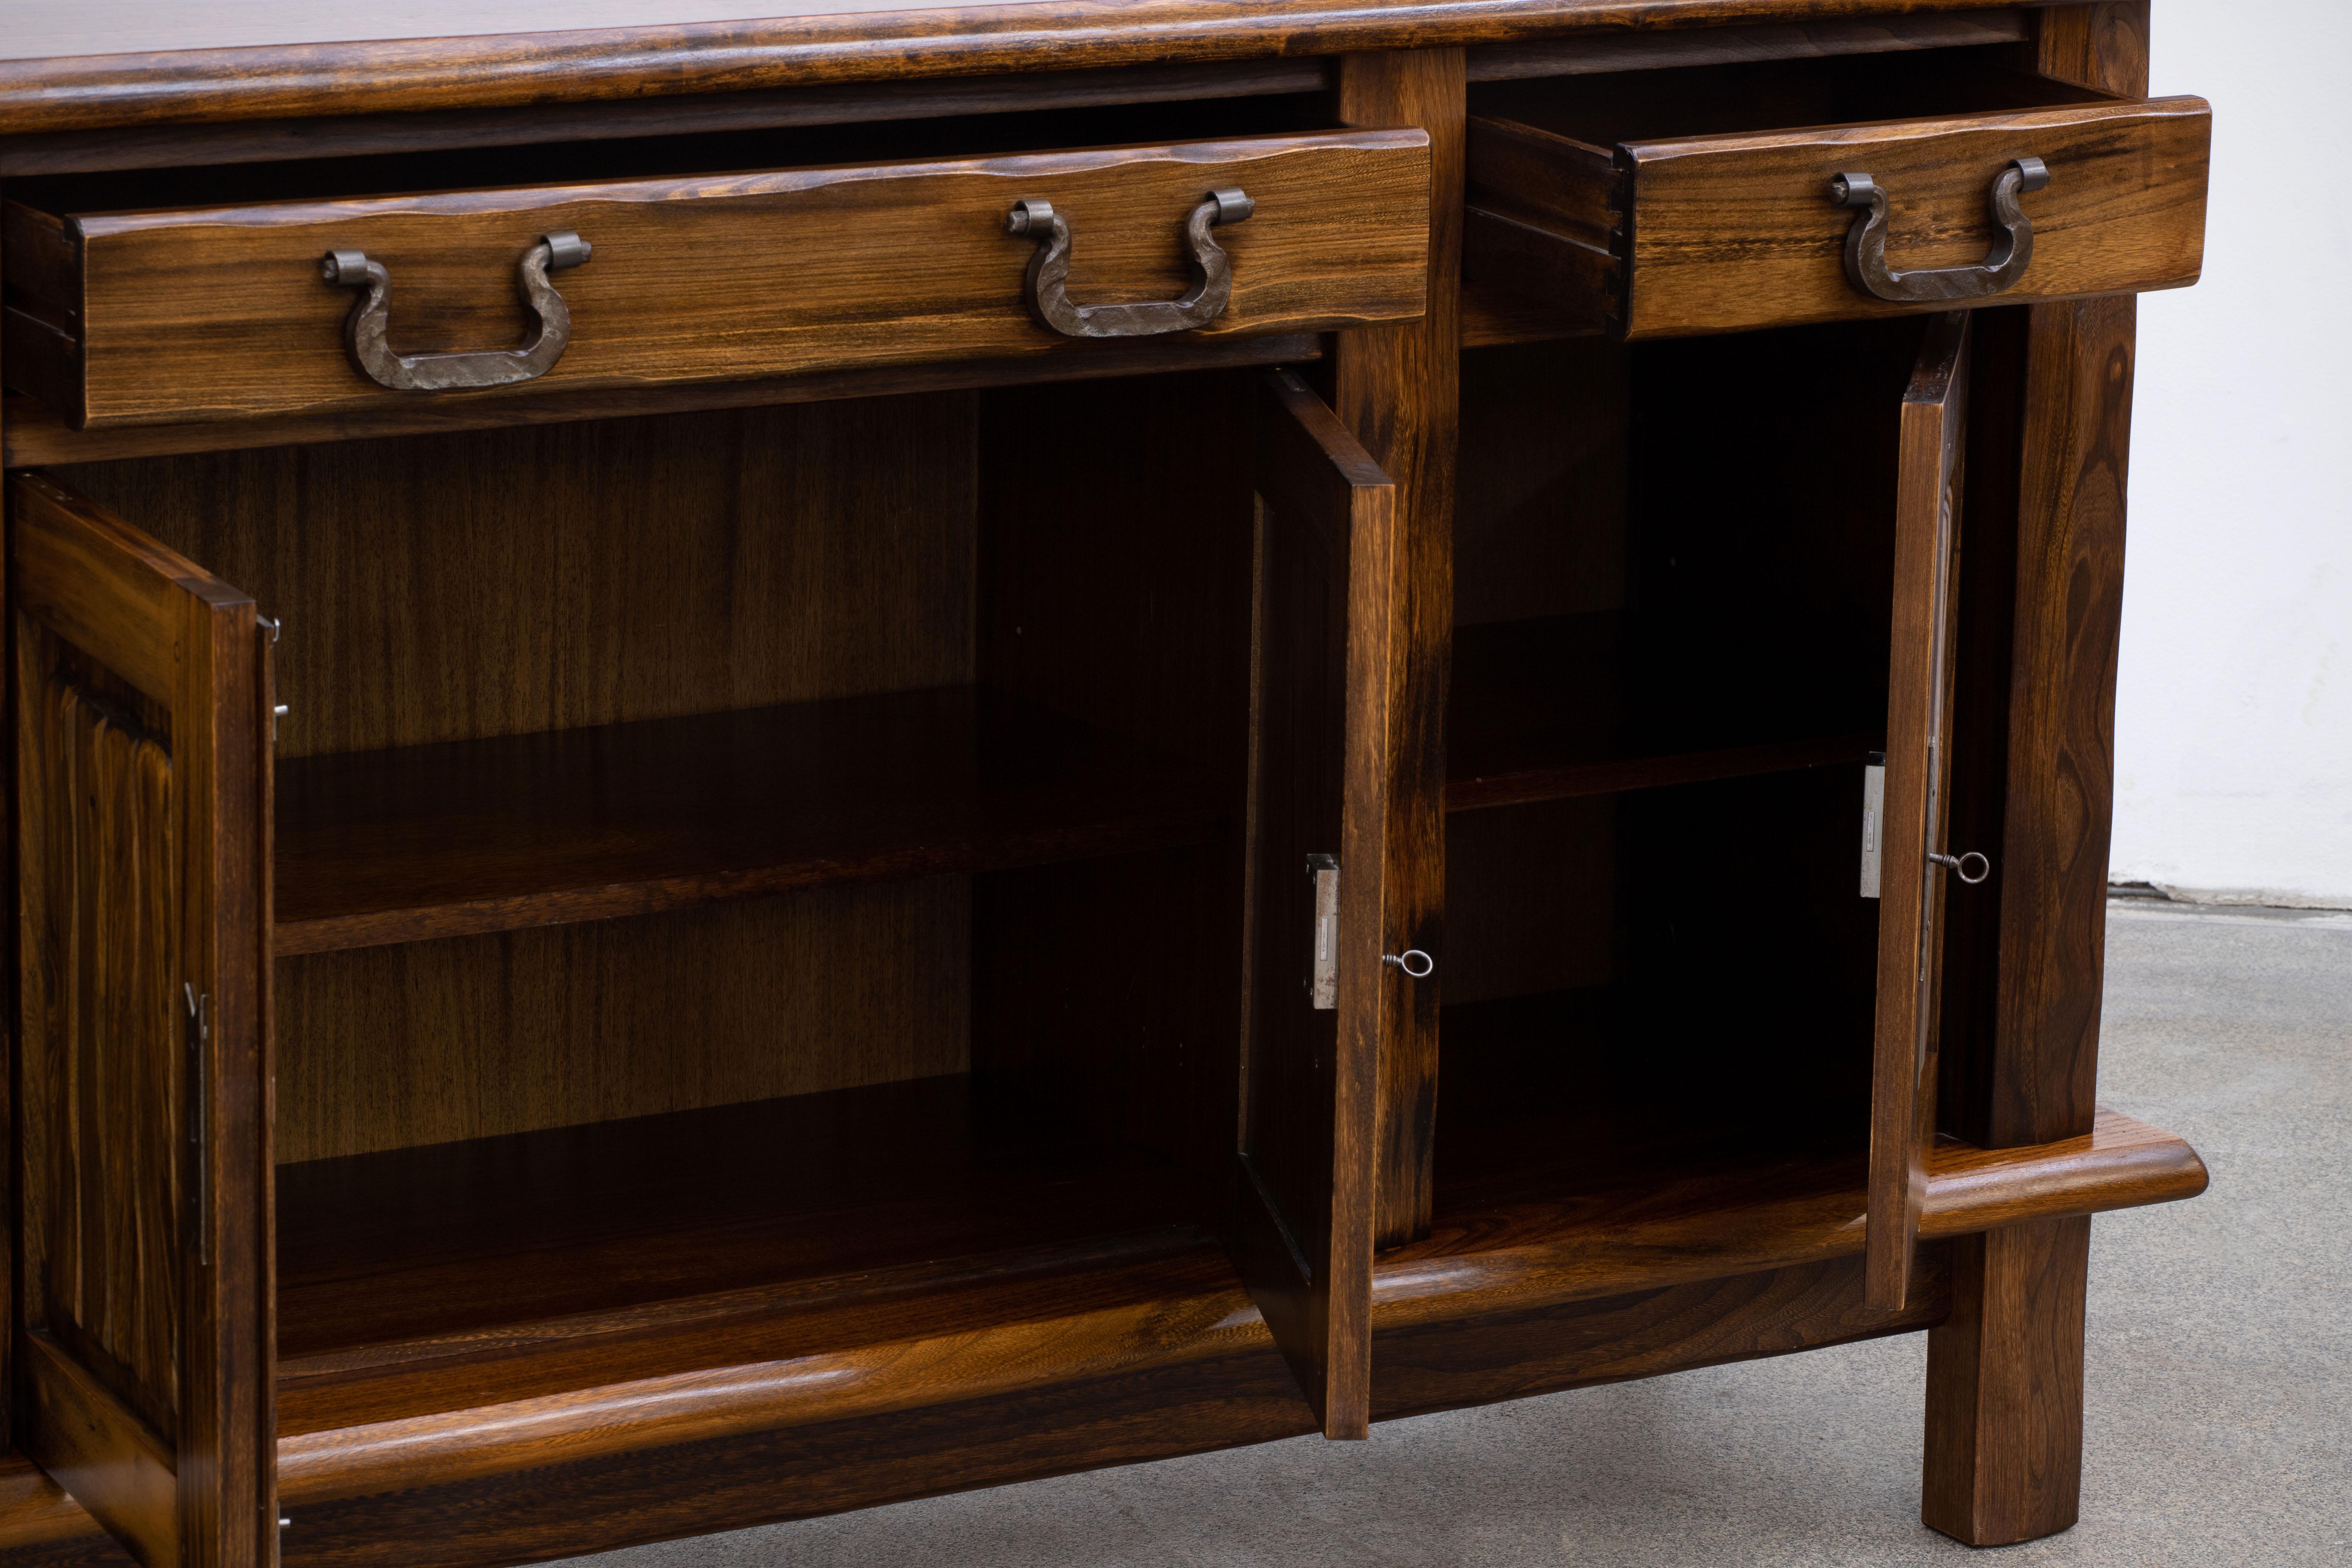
[0,1,2054,139]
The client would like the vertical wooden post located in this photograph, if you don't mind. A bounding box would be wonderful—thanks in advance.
[1924,1217,2094,1544]
[1330,48,1463,1247]
[1923,5,2147,1544]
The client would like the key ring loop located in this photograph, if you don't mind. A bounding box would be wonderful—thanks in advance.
[1931,851,1992,885]
[1382,949,1436,979]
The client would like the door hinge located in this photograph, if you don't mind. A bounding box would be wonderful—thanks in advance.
[1859,753,1886,899]
[1306,854,1340,1011]
[184,984,210,1266]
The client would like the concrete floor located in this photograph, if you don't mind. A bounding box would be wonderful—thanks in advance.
[573,900,2352,1568]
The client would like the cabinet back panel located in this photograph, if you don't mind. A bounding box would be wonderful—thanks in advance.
[1456,339,1629,629]
[275,879,968,1163]
[49,394,979,758]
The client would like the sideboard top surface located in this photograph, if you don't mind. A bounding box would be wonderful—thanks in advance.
[0,0,2053,136]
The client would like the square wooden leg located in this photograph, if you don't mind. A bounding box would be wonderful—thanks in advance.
[1923,1216,2092,1545]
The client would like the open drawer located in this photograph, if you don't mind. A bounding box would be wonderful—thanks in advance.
[1,127,1430,429]
[1465,50,2209,338]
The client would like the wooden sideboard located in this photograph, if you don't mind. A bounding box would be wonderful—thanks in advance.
[0,5,2211,1565]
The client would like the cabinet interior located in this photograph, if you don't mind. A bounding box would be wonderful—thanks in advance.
[49,367,1264,1387]
[1442,317,1930,1217]
[1467,45,2113,146]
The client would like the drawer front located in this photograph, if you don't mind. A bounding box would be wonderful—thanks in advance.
[1468,96,2208,340]
[32,130,1431,428]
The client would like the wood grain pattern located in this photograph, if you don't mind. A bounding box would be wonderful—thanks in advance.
[1332,47,1461,1251]
[20,655,182,1437]
[2036,1,2151,98]
[1467,11,2033,81]
[1379,1106,2202,1332]
[272,687,1219,955]
[1374,1248,1952,1420]
[1922,1216,2092,1544]
[1986,305,2135,1149]
[269,1078,1208,1371]
[0,2,2131,137]
[51,396,978,760]
[11,471,275,1568]
[1918,20,2150,1544]
[1234,367,1398,1438]
[25,131,1429,429]
[275,885,969,1163]
[2,335,1320,467]
[0,60,1329,179]
[18,1334,178,1568]
[1468,87,2210,339]
[0,1452,133,1567]
[1867,310,1971,1312]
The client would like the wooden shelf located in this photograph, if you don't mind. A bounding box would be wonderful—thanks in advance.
[275,686,1223,956]
[1446,614,1879,812]
[269,1076,1269,1514]
[1376,994,2210,1333]
[8,1063,2209,1560]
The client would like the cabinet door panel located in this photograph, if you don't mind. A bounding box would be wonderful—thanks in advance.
[11,473,276,1568]
[1233,368,1399,1439]
[1866,311,1971,1311]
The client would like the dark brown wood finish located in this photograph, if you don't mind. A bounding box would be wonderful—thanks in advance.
[0,1099,2201,1568]
[1376,1250,1953,1420]
[1866,310,1971,1312]
[1234,368,1400,1438]
[0,3,2140,136]
[1467,11,2032,79]
[11,472,274,1568]
[0,5,2218,1561]
[7,131,1429,429]
[47,397,980,761]
[1921,9,2150,1546]
[1923,1216,2092,1544]
[1332,46,1461,1250]
[0,60,1328,179]
[1465,59,2210,339]
[1983,5,2146,1155]
[272,688,1219,956]
[0,337,1321,468]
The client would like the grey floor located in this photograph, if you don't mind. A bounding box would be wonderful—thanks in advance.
[571,900,2352,1567]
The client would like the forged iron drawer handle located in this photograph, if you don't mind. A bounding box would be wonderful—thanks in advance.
[1829,158,2049,304]
[321,231,591,391]
[1006,188,1253,338]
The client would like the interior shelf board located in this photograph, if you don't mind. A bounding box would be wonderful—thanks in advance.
[1446,613,1880,811]
[274,685,1223,956]
[270,1075,1259,1508]
[1447,729,1882,812]
[1381,1109,2206,1333]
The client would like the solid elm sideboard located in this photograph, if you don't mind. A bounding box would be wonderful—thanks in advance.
[0,4,2212,1565]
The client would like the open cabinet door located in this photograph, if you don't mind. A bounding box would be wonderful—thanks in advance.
[1233,368,1401,1439]
[1865,312,1972,1311]
[10,473,276,1568]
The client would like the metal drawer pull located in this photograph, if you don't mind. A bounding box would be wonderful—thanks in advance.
[1006,188,1253,338]
[1829,158,2049,304]
[321,231,592,391]
[1929,850,1992,885]
[1382,950,1436,979]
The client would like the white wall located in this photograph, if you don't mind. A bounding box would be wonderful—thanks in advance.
[2114,0,2352,907]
